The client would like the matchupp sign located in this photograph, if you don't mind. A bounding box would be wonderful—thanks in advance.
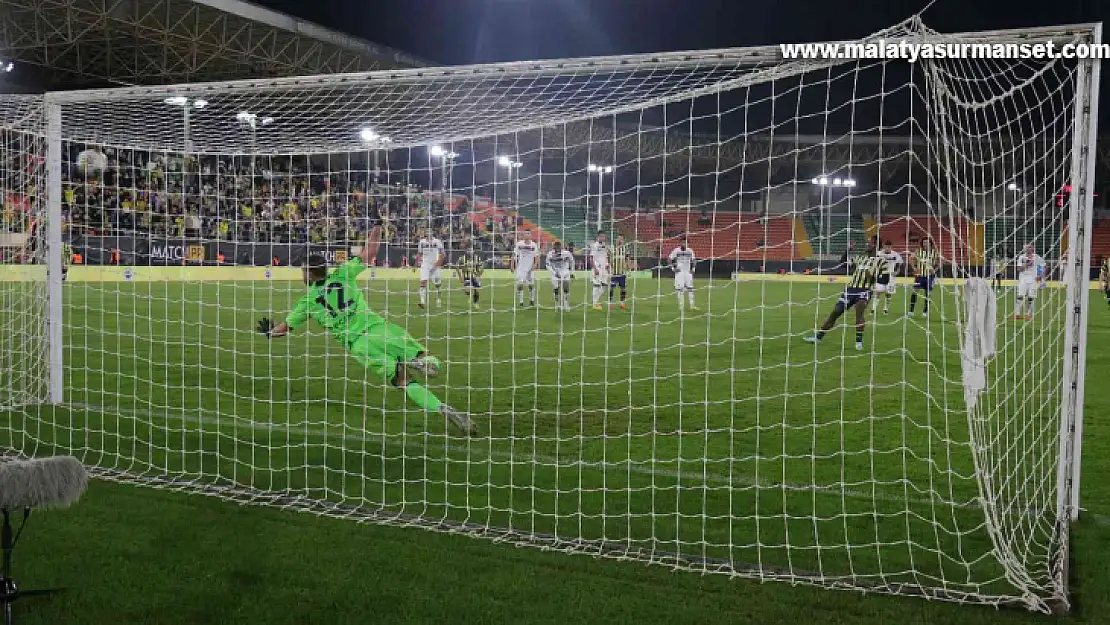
[84,236,360,266]
[149,242,206,263]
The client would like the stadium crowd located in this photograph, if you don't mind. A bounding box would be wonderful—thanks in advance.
[2,146,524,254]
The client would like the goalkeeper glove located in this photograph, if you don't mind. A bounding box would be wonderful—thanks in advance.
[257,317,274,337]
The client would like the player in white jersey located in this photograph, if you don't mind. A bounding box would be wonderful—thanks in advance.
[416,230,444,309]
[872,240,903,314]
[511,230,540,307]
[668,239,698,311]
[546,240,575,310]
[1013,243,1045,320]
[587,231,610,310]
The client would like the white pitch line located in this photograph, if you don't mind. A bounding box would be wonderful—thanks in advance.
[63,402,1110,526]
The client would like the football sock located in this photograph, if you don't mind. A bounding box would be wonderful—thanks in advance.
[405,381,442,413]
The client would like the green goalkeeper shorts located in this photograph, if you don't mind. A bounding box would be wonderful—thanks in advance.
[348,322,426,383]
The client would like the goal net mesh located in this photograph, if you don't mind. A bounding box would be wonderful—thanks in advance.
[0,17,1098,612]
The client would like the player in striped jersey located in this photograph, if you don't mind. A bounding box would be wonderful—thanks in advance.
[908,239,941,317]
[608,234,634,309]
[805,244,881,351]
[991,252,1005,290]
[1099,256,1110,308]
[455,241,484,310]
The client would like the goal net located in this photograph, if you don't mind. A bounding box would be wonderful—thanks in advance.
[0,97,49,411]
[0,17,1100,612]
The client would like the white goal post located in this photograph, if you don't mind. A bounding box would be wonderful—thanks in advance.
[0,17,1101,612]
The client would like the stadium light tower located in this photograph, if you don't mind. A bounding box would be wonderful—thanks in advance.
[236,112,274,170]
[360,128,393,183]
[499,156,523,210]
[164,96,207,153]
[588,164,613,233]
[810,175,857,253]
[429,145,458,193]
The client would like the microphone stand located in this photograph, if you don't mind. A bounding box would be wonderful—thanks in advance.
[1,508,63,625]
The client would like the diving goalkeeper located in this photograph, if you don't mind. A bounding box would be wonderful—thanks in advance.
[256,227,476,435]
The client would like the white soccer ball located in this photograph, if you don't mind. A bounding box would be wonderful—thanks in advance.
[76,148,108,177]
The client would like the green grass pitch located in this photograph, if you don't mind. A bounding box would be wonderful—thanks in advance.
[5,274,1110,624]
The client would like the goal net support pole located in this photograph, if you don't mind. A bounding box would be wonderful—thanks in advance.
[1058,22,1102,524]
[45,102,64,406]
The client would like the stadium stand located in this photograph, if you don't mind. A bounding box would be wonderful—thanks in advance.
[514,200,610,249]
[802,214,869,258]
[1090,217,1110,264]
[984,215,1064,259]
[614,209,800,261]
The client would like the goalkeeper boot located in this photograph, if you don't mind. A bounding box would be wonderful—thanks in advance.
[407,355,442,377]
[803,334,821,344]
[855,341,864,351]
[441,405,477,436]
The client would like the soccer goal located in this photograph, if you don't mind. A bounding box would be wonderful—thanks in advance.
[0,17,1100,612]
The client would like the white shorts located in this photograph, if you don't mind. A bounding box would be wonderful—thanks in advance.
[419,266,441,283]
[1017,277,1039,299]
[674,272,694,291]
[593,268,611,287]
[551,270,571,286]
[874,280,897,295]
[515,269,535,286]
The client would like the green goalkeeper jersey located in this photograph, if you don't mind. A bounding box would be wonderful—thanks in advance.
[285,257,382,347]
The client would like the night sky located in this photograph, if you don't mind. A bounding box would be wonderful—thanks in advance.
[254,0,1106,66]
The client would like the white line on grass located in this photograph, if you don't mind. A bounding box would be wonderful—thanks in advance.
[65,401,1110,526]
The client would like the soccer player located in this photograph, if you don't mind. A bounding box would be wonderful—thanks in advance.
[511,230,539,307]
[805,243,881,351]
[608,233,634,309]
[416,229,444,309]
[872,240,902,314]
[668,239,698,311]
[588,231,610,311]
[1013,243,1045,320]
[61,241,73,282]
[456,240,484,310]
[908,238,941,317]
[256,227,476,435]
[991,252,1004,290]
[546,240,575,310]
[1099,255,1110,308]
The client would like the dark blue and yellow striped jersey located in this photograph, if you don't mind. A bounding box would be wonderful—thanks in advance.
[456,252,484,282]
[847,253,882,290]
[913,248,940,276]
[1101,258,1109,282]
[608,243,632,276]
